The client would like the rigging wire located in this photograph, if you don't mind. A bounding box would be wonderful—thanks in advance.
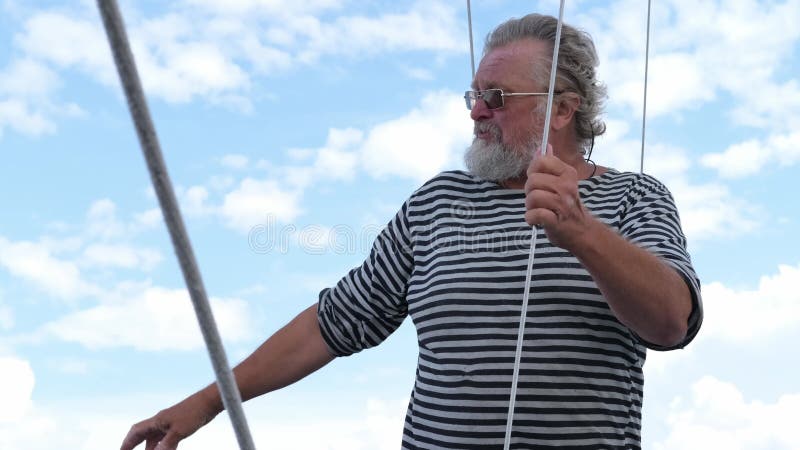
[467,0,476,79]
[503,3,567,449]
[640,0,652,174]
[96,1,255,449]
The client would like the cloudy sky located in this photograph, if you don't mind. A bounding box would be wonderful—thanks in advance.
[1,0,799,448]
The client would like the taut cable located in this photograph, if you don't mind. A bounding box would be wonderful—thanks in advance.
[467,0,476,79]
[640,0,652,174]
[96,1,256,449]
[503,2,567,449]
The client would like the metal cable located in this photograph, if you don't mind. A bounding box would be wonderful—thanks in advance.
[640,0,652,174]
[96,1,256,449]
[467,0,476,79]
[503,2,567,449]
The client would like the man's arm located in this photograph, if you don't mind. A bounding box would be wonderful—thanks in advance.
[524,152,693,348]
[564,219,692,347]
[120,303,334,450]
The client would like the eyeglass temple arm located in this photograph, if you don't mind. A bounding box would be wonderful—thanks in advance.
[502,92,552,97]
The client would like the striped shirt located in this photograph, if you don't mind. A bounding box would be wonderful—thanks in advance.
[318,169,702,449]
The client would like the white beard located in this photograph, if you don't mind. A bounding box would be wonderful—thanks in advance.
[464,123,539,183]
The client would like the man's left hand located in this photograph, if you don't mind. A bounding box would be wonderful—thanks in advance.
[524,144,594,250]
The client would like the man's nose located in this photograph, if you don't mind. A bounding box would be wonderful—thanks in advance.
[470,97,492,121]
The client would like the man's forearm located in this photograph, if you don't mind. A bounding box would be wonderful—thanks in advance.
[570,218,693,347]
[198,303,335,415]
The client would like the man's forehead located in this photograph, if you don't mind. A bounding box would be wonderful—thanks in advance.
[472,40,547,89]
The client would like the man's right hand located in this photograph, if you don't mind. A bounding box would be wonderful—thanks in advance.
[120,304,334,449]
[120,388,221,450]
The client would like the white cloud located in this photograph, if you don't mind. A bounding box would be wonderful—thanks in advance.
[133,208,162,229]
[14,8,251,107]
[0,236,100,301]
[616,52,715,118]
[646,263,800,373]
[300,1,464,60]
[700,131,800,178]
[282,127,362,189]
[730,79,800,131]
[586,0,800,131]
[86,199,164,238]
[0,356,35,422]
[220,153,249,169]
[0,392,408,450]
[292,224,342,256]
[41,286,254,351]
[0,289,11,330]
[0,408,64,450]
[248,94,470,193]
[80,243,162,271]
[166,395,407,450]
[154,127,361,235]
[699,263,800,343]
[2,0,464,136]
[0,98,56,136]
[594,127,760,242]
[134,36,251,104]
[182,0,343,16]
[402,65,435,81]
[221,178,302,232]
[316,129,362,177]
[250,90,469,189]
[669,179,760,242]
[48,358,90,375]
[0,0,472,144]
[359,90,472,182]
[183,185,212,215]
[0,306,12,331]
[16,11,114,83]
[0,58,60,99]
[199,1,464,67]
[654,375,800,450]
[86,199,127,240]
[302,397,406,450]
[700,139,765,179]
[207,175,236,191]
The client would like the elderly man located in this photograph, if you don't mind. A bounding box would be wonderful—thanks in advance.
[122,13,702,450]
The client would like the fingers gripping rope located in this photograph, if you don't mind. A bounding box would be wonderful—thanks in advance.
[96,1,256,449]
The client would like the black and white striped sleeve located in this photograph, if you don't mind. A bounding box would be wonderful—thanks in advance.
[619,174,703,350]
[317,201,415,356]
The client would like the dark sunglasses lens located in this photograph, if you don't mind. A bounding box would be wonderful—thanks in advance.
[464,91,477,110]
[484,89,503,109]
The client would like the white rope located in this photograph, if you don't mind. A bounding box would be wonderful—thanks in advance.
[538,2,567,159]
[95,1,256,449]
[503,3,567,448]
[467,0,476,79]
[640,0,652,174]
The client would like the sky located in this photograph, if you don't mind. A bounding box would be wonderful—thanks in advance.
[1,0,799,448]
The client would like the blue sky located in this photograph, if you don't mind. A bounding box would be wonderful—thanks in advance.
[1,0,799,448]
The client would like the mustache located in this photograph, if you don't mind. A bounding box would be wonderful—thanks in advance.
[473,122,501,138]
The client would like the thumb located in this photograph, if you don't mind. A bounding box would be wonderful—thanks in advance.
[531,143,551,164]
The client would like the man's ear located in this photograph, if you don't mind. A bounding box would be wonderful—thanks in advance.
[550,92,580,131]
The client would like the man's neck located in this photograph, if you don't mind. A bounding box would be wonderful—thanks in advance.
[498,156,602,190]
[499,176,526,190]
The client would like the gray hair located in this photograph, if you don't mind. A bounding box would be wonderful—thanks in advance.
[484,13,607,153]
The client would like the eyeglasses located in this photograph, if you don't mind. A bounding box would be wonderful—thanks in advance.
[463,88,561,110]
